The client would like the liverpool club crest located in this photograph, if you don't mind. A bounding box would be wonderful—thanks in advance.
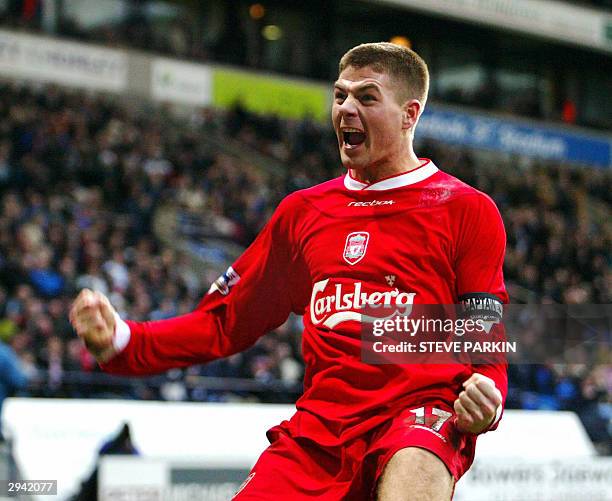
[343,231,369,265]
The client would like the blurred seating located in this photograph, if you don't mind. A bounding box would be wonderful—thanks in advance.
[0,82,609,453]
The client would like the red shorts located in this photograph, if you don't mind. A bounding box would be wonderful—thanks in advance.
[232,403,476,500]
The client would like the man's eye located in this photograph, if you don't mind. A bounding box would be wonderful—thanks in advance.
[335,93,346,101]
[361,94,375,102]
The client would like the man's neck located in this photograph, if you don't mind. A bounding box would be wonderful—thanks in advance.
[349,153,423,185]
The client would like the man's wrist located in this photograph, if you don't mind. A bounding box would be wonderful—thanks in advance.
[112,313,131,352]
[96,313,130,364]
[488,402,503,429]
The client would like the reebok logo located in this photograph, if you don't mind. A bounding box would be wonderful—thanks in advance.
[348,200,395,207]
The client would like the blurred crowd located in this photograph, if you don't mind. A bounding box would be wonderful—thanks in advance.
[0,83,303,402]
[2,0,611,131]
[0,82,610,452]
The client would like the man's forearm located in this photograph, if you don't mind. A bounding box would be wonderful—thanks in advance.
[100,309,244,375]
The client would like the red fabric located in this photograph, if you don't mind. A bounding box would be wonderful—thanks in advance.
[22,0,38,20]
[102,165,508,446]
[234,402,473,500]
[562,100,577,124]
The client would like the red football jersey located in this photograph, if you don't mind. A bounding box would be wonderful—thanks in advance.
[102,159,508,445]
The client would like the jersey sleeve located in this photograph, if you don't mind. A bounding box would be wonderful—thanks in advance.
[454,193,508,304]
[454,192,508,431]
[101,194,310,376]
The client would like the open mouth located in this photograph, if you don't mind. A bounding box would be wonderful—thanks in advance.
[342,128,366,149]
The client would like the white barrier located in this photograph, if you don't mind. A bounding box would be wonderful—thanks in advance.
[3,398,293,500]
[98,457,250,501]
[0,30,127,91]
[455,458,612,501]
[2,398,598,500]
[377,0,612,54]
[151,58,213,106]
[97,456,612,501]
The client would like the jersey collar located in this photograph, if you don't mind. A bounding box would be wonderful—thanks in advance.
[344,159,438,191]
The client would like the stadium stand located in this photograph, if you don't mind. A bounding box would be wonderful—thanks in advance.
[0,79,609,453]
[0,4,609,501]
[2,0,612,131]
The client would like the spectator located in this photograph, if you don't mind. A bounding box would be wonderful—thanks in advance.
[0,339,28,440]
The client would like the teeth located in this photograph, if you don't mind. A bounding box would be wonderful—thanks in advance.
[342,127,363,133]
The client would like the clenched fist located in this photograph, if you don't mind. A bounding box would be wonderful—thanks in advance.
[454,373,502,434]
[69,289,117,362]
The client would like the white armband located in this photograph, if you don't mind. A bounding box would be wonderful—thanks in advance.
[112,312,131,353]
[490,402,503,428]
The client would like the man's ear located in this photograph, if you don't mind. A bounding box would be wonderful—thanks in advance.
[402,99,422,130]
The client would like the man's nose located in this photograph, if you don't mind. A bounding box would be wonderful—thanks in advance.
[339,95,359,115]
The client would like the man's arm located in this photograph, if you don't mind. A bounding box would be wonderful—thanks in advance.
[452,192,508,434]
[70,195,310,376]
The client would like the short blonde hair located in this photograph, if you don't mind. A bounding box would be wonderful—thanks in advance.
[339,42,429,106]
